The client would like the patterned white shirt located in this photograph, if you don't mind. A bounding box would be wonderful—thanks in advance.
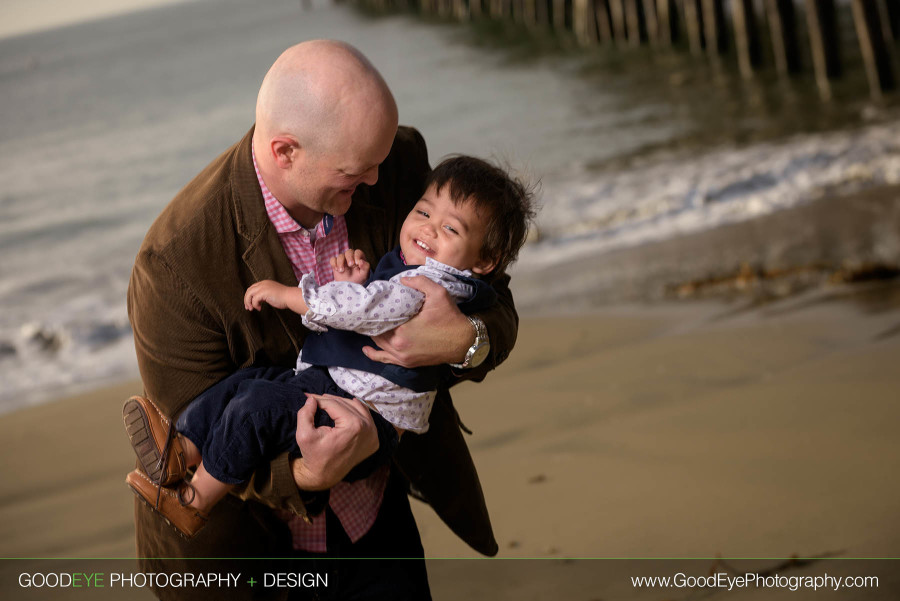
[296,258,475,433]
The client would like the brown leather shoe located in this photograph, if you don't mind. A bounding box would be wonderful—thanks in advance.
[126,469,208,538]
[123,396,187,486]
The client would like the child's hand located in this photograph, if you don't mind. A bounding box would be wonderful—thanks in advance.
[245,280,292,311]
[331,249,370,285]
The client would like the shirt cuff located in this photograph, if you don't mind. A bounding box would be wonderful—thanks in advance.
[299,273,329,333]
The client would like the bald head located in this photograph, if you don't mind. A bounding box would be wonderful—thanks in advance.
[251,41,400,227]
[255,40,397,154]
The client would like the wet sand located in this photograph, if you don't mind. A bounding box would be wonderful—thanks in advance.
[2,286,899,598]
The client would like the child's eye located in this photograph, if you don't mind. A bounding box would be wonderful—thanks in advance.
[416,210,430,218]
[443,225,458,235]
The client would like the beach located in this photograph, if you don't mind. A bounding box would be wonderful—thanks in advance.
[3,0,900,598]
[3,274,899,597]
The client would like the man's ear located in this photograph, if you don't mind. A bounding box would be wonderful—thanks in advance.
[270,136,300,169]
[471,255,497,276]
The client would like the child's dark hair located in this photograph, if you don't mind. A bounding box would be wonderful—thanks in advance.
[424,155,536,275]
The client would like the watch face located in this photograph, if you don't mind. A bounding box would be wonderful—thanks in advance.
[470,343,490,368]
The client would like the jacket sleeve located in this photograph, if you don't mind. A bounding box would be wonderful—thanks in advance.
[128,250,308,516]
[450,270,518,385]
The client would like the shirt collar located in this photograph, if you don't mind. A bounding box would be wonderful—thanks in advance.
[252,146,333,237]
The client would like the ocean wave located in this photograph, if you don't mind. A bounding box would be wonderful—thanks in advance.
[521,118,900,270]
[0,314,137,414]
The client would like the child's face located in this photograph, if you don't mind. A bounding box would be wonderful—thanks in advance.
[399,183,496,274]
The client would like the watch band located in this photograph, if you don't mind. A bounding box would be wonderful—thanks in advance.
[449,315,490,369]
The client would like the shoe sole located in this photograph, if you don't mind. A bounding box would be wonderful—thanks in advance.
[123,398,166,485]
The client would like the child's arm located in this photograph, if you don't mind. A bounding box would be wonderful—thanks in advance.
[302,266,473,337]
[243,250,371,316]
[244,280,309,315]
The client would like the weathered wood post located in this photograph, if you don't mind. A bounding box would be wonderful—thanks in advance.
[732,0,761,78]
[624,0,643,47]
[641,0,660,45]
[574,0,599,45]
[521,0,534,24]
[470,0,483,18]
[874,0,896,42]
[701,0,727,60]
[453,0,468,20]
[805,0,841,101]
[655,0,678,46]
[765,0,802,77]
[553,0,567,31]
[608,0,629,45]
[884,2,900,40]
[511,0,522,23]
[595,0,614,44]
[536,0,550,26]
[852,0,896,100]
[684,0,706,57]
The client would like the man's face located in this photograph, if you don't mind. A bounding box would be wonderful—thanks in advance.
[289,149,377,218]
[284,115,397,225]
[399,184,494,275]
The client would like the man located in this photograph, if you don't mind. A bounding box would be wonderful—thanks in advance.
[127,40,517,599]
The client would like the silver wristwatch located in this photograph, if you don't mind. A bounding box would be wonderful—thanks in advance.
[450,316,490,369]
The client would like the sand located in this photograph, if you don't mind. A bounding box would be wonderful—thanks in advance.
[2,289,899,598]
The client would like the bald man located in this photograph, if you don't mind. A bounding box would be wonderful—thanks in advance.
[127,40,518,600]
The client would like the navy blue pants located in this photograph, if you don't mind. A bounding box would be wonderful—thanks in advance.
[176,365,397,485]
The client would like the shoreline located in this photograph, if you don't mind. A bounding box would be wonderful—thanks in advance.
[3,295,899,558]
[512,183,900,313]
[5,182,898,418]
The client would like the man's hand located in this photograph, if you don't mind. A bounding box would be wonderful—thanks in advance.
[362,275,472,368]
[331,249,370,284]
[245,280,308,315]
[291,393,379,491]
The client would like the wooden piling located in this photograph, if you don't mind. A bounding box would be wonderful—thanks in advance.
[874,0,896,43]
[454,0,468,20]
[520,0,533,24]
[574,0,599,45]
[624,0,642,47]
[552,0,567,31]
[511,0,523,23]
[684,0,705,57]
[701,0,727,59]
[535,0,550,26]
[655,0,678,46]
[732,0,761,78]
[852,0,896,100]
[641,0,659,46]
[805,0,840,101]
[356,0,899,105]
[882,0,900,42]
[608,0,628,45]
[595,0,614,44]
[765,0,801,77]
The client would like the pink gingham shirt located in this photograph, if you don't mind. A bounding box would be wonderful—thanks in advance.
[253,148,389,552]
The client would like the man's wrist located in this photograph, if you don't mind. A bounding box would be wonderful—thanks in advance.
[291,457,329,491]
[449,315,490,369]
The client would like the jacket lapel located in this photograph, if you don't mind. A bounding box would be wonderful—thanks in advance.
[231,127,306,350]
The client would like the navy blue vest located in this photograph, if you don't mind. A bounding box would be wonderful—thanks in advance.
[301,247,497,393]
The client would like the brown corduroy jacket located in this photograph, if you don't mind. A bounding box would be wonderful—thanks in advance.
[127,126,517,571]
